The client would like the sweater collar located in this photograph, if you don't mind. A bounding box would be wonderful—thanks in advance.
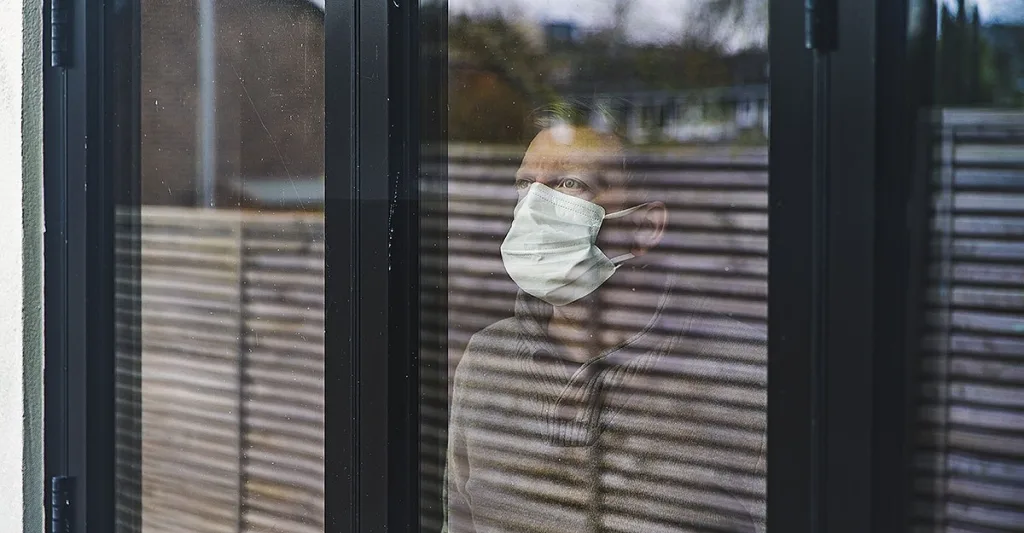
[513,274,695,446]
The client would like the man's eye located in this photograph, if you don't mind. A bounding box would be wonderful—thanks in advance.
[558,177,587,191]
[514,179,532,191]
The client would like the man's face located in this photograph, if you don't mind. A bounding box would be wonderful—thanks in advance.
[512,124,664,263]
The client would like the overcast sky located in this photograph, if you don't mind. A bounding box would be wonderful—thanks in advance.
[967,0,1024,21]
[450,0,766,47]
[449,0,1022,45]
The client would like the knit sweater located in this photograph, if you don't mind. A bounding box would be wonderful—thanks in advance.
[443,281,767,533]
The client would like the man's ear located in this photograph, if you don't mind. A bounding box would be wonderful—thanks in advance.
[631,201,667,257]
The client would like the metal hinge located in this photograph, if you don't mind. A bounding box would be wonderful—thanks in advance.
[50,476,75,533]
[50,0,71,67]
[805,0,838,51]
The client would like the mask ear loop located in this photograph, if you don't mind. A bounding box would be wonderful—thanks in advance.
[603,202,649,220]
[610,253,635,266]
[603,203,649,268]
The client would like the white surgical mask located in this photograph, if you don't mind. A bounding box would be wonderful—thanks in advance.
[500,182,647,306]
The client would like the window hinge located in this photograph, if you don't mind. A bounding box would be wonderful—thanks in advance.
[50,476,75,533]
[805,0,838,51]
[50,0,71,68]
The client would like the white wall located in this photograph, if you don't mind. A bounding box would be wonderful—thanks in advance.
[0,0,43,531]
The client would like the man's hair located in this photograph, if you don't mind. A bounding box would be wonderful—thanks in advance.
[529,99,615,132]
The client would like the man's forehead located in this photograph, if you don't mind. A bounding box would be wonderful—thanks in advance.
[519,126,627,175]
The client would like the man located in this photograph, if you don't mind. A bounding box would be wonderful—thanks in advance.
[444,122,766,533]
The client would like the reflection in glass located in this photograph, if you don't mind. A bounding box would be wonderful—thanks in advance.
[115,1,324,532]
[431,1,769,531]
[912,1,1024,531]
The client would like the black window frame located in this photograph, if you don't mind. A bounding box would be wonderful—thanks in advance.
[44,0,140,531]
[41,0,933,532]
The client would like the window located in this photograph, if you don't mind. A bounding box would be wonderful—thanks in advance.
[439,3,770,531]
[129,2,325,531]
[41,0,985,532]
[44,1,325,532]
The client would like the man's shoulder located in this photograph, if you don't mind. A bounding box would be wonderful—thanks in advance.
[465,317,522,351]
[453,317,524,374]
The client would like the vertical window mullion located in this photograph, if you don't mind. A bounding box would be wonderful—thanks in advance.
[44,0,121,531]
[767,0,818,530]
[324,0,357,530]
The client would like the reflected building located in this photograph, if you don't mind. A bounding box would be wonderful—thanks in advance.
[140,0,324,209]
[449,18,769,146]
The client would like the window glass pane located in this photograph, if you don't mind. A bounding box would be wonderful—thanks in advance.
[912,1,1024,531]
[421,1,769,531]
[115,1,324,532]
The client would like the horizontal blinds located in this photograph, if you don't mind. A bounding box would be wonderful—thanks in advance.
[115,209,325,533]
[435,151,768,531]
[116,148,771,532]
[914,115,1024,533]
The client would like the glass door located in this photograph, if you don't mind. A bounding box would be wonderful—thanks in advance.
[43,0,916,531]
[44,1,326,532]
[430,2,771,531]
[126,1,326,532]
[385,1,843,532]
